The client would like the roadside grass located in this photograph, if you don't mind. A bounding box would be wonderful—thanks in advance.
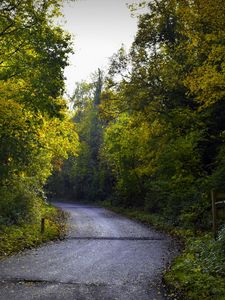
[164,231,225,300]
[0,204,68,260]
[101,201,225,300]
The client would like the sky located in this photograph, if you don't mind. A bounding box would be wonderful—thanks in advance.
[60,0,138,95]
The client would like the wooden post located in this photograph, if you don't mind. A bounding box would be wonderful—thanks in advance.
[211,190,217,239]
[41,218,45,234]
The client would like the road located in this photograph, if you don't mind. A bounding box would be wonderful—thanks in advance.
[0,203,178,300]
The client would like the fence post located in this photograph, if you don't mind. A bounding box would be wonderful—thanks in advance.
[211,189,217,239]
[41,218,45,234]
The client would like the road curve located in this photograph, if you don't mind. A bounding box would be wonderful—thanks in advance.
[0,203,178,300]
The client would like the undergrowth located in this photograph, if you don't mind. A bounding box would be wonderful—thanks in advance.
[164,228,225,300]
[0,204,68,260]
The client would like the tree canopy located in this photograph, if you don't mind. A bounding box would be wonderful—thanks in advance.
[0,0,79,225]
[49,0,225,231]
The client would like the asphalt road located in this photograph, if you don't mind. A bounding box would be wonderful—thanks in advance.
[0,203,178,300]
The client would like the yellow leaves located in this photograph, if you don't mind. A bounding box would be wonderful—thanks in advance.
[37,115,79,162]
[0,92,79,184]
[102,112,159,177]
[176,0,225,110]
[184,46,225,108]
[0,78,28,104]
[0,99,26,134]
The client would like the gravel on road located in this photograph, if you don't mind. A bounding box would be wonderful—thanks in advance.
[0,203,178,300]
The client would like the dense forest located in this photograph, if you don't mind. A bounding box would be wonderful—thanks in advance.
[1,0,225,299]
[49,0,225,231]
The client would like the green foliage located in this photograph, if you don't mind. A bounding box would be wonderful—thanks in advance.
[97,0,225,231]
[0,203,68,259]
[165,228,225,300]
[101,113,150,207]
[0,181,42,226]
[0,0,71,116]
[0,0,79,227]
[47,70,110,202]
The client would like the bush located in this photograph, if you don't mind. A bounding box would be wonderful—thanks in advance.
[164,229,225,299]
[0,203,68,259]
[0,180,43,226]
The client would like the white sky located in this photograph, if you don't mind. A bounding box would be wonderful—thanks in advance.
[60,0,138,95]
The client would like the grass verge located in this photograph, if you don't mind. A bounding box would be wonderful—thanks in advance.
[0,203,68,260]
[101,201,225,300]
[164,232,225,300]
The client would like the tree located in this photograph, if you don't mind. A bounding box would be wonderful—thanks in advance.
[99,0,225,228]
[0,0,79,225]
[47,70,112,202]
[0,0,72,117]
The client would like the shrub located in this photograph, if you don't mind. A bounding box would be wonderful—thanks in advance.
[165,229,225,300]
